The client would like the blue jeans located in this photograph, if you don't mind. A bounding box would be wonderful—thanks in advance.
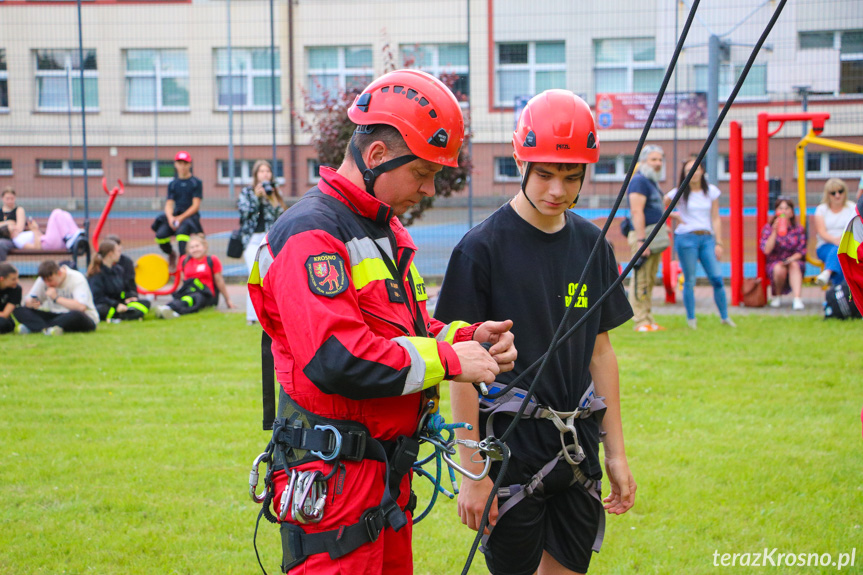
[675,233,728,321]
[816,244,844,284]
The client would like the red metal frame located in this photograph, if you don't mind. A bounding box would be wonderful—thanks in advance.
[92,177,124,247]
[729,121,743,306]
[755,112,830,299]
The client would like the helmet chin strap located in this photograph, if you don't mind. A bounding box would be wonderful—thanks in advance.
[350,134,417,198]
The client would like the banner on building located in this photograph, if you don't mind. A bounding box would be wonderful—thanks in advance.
[595,92,707,130]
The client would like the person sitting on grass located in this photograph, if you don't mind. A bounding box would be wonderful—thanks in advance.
[87,240,175,322]
[166,234,235,316]
[760,198,807,310]
[105,234,138,297]
[0,262,21,334]
[13,260,98,335]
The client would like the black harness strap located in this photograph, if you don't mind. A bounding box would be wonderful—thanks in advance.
[262,331,276,431]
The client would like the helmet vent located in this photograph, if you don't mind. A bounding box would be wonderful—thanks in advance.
[381,86,390,93]
[523,130,537,148]
[428,128,449,148]
[393,86,404,94]
[429,109,437,119]
[406,88,418,100]
[418,97,429,107]
[586,131,597,149]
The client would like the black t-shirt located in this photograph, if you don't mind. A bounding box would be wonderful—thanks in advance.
[0,284,22,309]
[2,208,17,222]
[167,176,203,216]
[435,204,633,477]
[117,254,138,297]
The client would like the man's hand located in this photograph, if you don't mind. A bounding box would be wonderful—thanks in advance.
[45,287,58,301]
[171,218,181,230]
[25,296,41,309]
[457,475,498,534]
[451,341,499,384]
[474,319,516,373]
[603,457,636,515]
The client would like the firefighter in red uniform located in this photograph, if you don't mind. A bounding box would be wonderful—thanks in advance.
[248,69,517,574]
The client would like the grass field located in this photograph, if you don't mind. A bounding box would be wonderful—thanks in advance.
[1,311,861,574]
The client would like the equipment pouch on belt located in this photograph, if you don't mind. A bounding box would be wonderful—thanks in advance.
[280,522,307,572]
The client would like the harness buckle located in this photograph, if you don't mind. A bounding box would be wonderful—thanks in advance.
[249,452,271,503]
[311,424,343,461]
[362,508,384,543]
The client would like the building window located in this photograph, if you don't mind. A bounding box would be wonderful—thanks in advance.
[35,49,99,111]
[215,48,281,110]
[307,159,322,183]
[127,160,175,184]
[803,151,863,178]
[592,154,635,182]
[38,159,103,176]
[125,50,189,111]
[400,43,469,101]
[217,159,284,185]
[593,38,663,95]
[798,30,863,95]
[717,154,758,181]
[694,63,767,100]
[494,156,521,182]
[0,50,8,111]
[496,41,565,107]
[306,46,373,104]
[0,159,12,176]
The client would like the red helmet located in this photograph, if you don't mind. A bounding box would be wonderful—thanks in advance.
[512,90,599,164]
[348,69,464,168]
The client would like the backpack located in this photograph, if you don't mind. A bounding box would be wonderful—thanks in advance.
[823,281,861,320]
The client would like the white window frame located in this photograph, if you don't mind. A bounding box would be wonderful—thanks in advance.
[593,38,663,96]
[215,48,282,112]
[34,49,99,112]
[307,159,321,184]
[0,49,8,112]
[0,159,12,176]
[38,159,103,177]
[124,49,190,112]
[495,41,565,107]
[400,43,469,105]
[217,159,285,185]
[799,151,863,180]
[716,154,758,182]
[305,45,374,106]
[493,156,521,183]
[693,62,768,101]
[127,160,175,185]
[592,155,636,183]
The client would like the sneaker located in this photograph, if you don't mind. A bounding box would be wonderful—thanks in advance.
[15,324,32,335]
[43,326,64,336]
[792,298,805,311]
[769,297,781,308]
[635,324,654,332]
[687,318,697,329]
[720,318,737,328]
[109,318,123,324]
[155,305,177,319]
[651,323,666,331]
[814,270,831,287]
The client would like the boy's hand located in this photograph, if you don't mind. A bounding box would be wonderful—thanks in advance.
[457,475,498,534]
[603,457,636,515]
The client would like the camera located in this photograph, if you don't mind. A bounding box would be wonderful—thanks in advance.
[261,181,274,196]
[632,255,648,270]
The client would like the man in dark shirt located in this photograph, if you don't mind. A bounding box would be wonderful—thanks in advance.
[151,151,204,269]
[626,145,669,331]
[0,262,21,334]
[436,90,635,575]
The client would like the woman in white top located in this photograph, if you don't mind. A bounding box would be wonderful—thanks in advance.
[665,155,733,329]
[812,178,856,286]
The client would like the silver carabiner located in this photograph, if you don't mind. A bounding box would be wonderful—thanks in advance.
[278,469,298,521]
[249,452,270,504]
[441,448,493,482]
[292,470,327,524]
[311,425,342,462]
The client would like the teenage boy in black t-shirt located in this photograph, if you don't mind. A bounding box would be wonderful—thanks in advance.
[152,150,204,269]
[0,263,21,334]
[435,90,636,575]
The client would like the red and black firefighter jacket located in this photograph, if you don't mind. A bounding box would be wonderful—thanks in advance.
[249,166,478,441]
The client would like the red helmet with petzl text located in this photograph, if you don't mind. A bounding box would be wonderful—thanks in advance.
[512,90,599,164]
[348,69,464,168]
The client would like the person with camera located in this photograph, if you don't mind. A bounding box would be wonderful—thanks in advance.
[152,151,204,271]
[237,159,286,325]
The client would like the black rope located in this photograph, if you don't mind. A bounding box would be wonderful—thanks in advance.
[459,0,789,572]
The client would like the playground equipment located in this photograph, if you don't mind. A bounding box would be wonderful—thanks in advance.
[92,178,124,247]
[135,253,181,296]
[727,111,862,305]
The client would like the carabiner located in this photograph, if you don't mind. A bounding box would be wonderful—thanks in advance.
[311,425,342,462]
[278,469,298,521]
[249,452,270,503]
[292,470,327,524]
[441,448,493,482]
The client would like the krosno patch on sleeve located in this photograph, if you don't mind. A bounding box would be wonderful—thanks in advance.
[306,253,348,297]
